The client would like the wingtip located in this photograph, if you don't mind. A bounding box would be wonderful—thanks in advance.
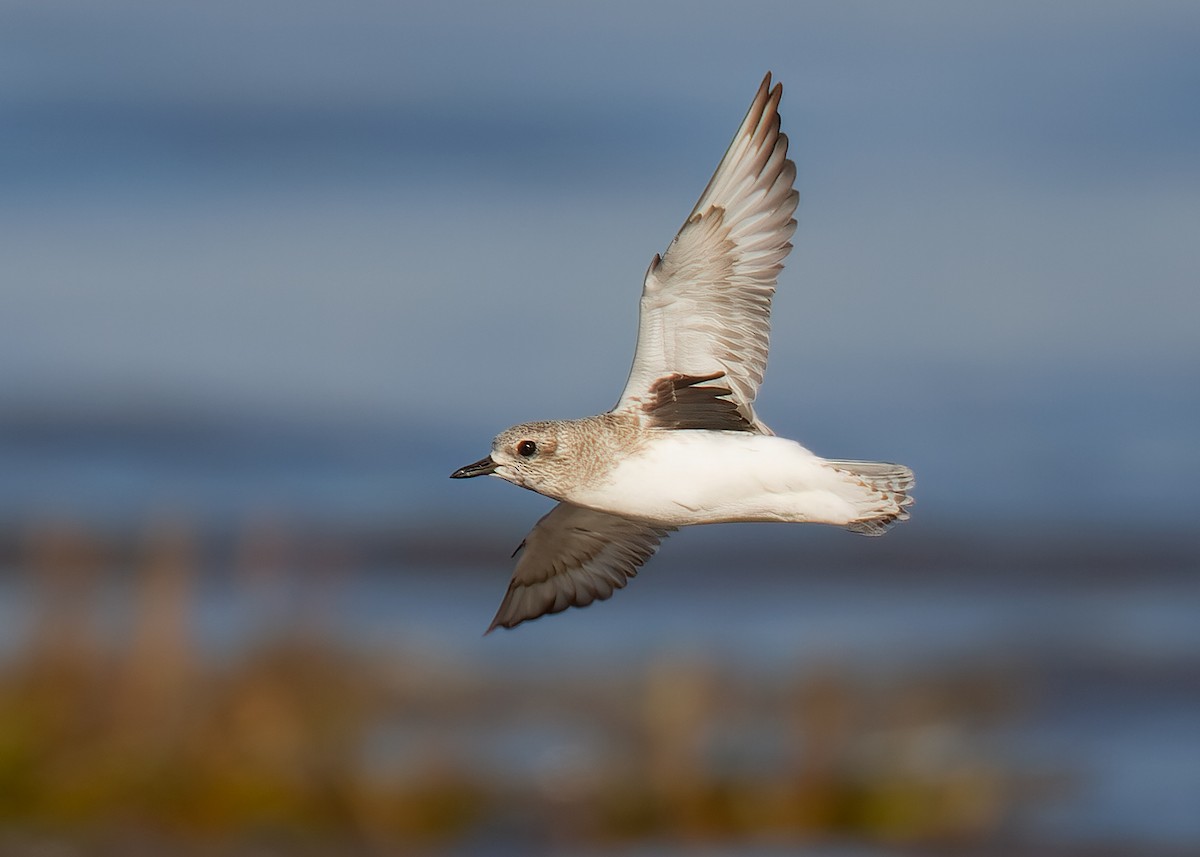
[485,597,525,634]
[484,609,509,635]
[759,70,782,99]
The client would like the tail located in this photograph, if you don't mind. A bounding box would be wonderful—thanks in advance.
[827,459,915,536]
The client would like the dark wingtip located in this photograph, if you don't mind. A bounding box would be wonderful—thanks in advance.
[484,612,513,635]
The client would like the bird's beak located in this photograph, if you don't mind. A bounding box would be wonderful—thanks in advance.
[450,455,498,479]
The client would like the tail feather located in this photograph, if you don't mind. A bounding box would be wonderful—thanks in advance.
[827,459,915,536]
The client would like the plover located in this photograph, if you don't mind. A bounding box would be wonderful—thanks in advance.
[453,73,913,632]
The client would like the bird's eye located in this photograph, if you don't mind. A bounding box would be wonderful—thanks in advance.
[517,440,537,457]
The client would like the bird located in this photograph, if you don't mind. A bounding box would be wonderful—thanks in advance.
[452,72,913,632]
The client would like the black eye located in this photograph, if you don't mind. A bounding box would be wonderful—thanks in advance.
[517,440,537,457]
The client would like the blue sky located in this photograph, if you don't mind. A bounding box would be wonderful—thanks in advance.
[2,1,1198,528]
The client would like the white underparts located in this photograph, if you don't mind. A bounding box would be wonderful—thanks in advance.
[567,432,911,530]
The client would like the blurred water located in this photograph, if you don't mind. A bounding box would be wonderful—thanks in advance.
[2,366,1198,534]
[3,555,1196,845]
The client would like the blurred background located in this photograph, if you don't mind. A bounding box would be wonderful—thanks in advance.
[2,1,1198,854]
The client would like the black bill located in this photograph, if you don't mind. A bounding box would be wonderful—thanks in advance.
[450,455,498,479]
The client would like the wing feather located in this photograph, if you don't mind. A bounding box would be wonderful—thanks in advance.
[614,73,798,433]
[487,502,673,632]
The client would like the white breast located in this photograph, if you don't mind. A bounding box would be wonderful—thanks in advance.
[568,431,864,527]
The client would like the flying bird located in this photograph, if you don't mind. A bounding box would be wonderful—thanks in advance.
[452,73,913,632]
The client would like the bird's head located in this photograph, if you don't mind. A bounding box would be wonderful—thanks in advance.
[450,420,570,495]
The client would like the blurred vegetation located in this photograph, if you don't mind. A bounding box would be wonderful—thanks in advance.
[0,519,1056,854]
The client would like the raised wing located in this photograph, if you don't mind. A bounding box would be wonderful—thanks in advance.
[488,502,674,632]
[614,72,798,432]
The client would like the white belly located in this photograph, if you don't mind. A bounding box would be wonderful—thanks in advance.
[568,432,865,527]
